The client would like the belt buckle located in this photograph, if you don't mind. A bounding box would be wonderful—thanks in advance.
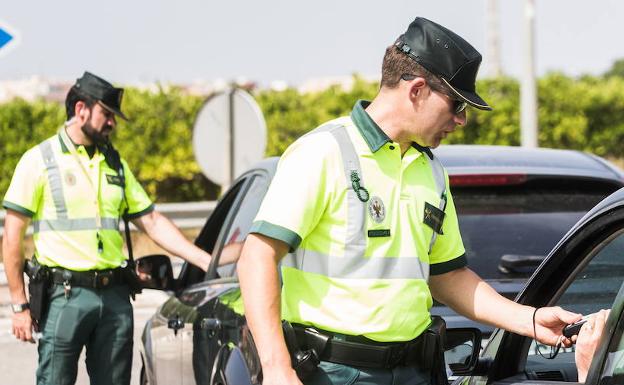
[93,271,111,289]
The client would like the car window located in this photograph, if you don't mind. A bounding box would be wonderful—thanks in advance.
[176,178,247,289]
[211,172,271,279]
[556,230,624,315]
[454,186,614,280]
[529,229,624,358]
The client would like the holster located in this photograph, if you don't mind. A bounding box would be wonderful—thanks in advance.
[121,261,142,299]
[24,257,50,331]
[417,316,448,385]
[282,321,321,380]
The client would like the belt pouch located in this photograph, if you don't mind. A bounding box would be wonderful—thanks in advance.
[28,271,50,331]
[282,321,321,380]
[423,316,448,385]
[121,263,142,297]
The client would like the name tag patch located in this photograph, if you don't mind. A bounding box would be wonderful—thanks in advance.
[423,202,445,234]
[368,229,391,238]
[106,174,123,186]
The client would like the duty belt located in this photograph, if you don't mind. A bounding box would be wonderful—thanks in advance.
[292,324,440,369]
[49,267,126,289]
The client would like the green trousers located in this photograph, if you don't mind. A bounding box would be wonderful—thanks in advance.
[304,361,432,385]
[36,284,133,385]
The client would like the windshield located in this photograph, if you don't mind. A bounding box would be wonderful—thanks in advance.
[454,187,613,281]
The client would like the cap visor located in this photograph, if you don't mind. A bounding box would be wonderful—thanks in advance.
[441,78,492,111]
[98,101,129,121]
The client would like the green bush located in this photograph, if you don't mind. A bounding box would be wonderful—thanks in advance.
[2,73,624,203]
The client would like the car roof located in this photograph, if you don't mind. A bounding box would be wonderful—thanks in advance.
[251,145,624,185]
[433,145,624,182]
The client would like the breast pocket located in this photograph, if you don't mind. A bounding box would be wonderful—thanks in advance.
[101,173,125,214]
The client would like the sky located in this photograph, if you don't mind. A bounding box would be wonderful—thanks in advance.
[2,0,624,87]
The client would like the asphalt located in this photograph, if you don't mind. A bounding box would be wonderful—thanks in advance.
[0,263,170,384]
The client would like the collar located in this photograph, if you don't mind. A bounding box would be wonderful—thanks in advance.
[58,129,100,159]
[58,133,70,153]
[351,100,434,159]
[351,100,390,153]
[411,142,434,160]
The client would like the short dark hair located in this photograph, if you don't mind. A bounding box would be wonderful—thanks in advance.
[65,86,97,119]
[380,45,445,90]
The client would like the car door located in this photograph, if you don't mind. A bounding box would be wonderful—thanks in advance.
[457,192,624,385]
[147,173,254,385]
[180,167,273,385]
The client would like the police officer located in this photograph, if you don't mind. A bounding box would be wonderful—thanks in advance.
[2,71,212,385]
[237,17,582,385]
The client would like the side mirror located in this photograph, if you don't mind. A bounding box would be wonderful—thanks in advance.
[444,327,482,376]
[136,254,175,291]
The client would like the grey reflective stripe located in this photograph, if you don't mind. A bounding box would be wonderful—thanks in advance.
[427,155,447,254]
[286,122,430,281]
[304,123,366,258]
[282,249,427,279]
[39,138,68,219]
[33,217,119,233]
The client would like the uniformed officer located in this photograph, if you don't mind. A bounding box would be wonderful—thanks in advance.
[237,17,582,385]
[2,71,212,385]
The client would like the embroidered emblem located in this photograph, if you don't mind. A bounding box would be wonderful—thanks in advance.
[64,171,76,186]
[368,196,386,223]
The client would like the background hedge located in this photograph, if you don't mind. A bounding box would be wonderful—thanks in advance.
[2,69,624,202]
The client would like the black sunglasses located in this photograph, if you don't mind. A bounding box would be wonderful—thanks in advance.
[400,74,467,115]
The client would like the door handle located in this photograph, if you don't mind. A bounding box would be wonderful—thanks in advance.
[167,314,184,336]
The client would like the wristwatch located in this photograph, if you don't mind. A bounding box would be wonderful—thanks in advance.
[10,303,29,313]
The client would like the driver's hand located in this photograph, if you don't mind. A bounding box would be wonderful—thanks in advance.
[575,309,609,382]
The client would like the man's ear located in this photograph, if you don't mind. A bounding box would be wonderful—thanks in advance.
[75,101,89,121]
[408,77,427,102]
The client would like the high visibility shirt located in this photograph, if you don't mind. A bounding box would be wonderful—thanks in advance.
[250,100,466,342]
[3,130,154,271]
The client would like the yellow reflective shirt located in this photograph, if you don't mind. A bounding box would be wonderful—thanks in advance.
[3,130,153,270]
[250,100,466,342]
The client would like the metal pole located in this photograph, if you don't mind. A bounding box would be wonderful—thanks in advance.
[227,87,236,187]
[221,87,235,191]
[487,0,502,77]
[521,0,538,147]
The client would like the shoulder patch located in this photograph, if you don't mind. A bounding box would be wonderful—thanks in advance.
[106,174,123,186]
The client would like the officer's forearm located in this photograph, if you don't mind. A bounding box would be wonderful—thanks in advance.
[237,234,292,372]
[132,211,211,271]
[429,267,534,336]
[2,211,29,303]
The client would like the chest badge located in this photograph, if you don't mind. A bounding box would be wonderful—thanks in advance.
[64,171,76,186]
[368,196,386,223]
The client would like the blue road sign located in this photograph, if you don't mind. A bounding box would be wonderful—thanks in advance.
[0,28,13,50]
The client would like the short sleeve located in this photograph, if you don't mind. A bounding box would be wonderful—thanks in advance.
[120,159,154,219]
[3,148,45,217]
[429,177,467,275]
[250,132,335,252]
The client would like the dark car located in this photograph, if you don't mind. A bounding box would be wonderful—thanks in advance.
[137,146,624,385]
[431,145,624,332]
[453,186,624,385]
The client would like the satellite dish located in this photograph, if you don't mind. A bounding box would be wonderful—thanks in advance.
[192,88,267,187]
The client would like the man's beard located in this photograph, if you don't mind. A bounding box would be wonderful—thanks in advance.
[81,120,111,145]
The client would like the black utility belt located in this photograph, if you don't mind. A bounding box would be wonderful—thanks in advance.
[49,266,126,289]
[292,323,441,370]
